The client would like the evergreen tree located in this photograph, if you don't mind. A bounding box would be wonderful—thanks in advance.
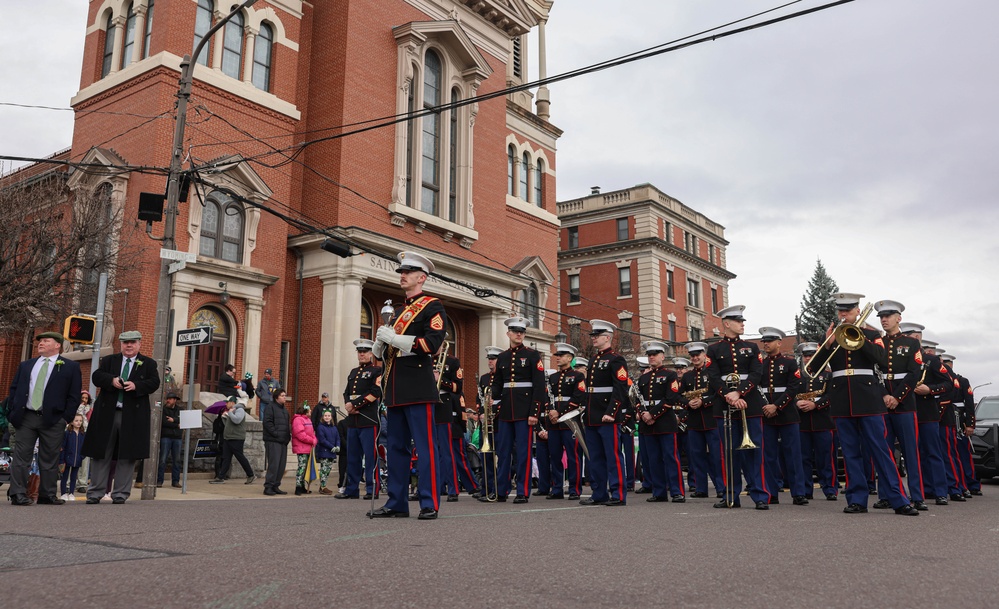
[797,259,839,344]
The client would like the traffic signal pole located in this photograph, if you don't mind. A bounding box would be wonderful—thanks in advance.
[89,272,108,398]
[142,0,259,500]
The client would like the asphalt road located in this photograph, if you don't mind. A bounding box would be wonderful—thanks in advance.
[4,479,999,609]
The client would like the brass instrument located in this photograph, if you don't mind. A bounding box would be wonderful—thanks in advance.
[434,333,451,390]
[804,302,875,378]
[556,409,590,460]
[682,388,708,401]
[722,372,756,508]
[795,389,825,401]
[479,385,499,501]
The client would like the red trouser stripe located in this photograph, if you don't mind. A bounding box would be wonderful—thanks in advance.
[611,424,625,497]
[426,405,438,510]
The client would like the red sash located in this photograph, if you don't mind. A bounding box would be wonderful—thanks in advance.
[393,296,436,335]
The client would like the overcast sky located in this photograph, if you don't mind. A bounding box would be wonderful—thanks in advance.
[2,0,997,395]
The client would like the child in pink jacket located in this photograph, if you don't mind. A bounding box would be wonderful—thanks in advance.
[291,404,318,495]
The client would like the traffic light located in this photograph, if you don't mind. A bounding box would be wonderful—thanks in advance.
[64,315,97,345]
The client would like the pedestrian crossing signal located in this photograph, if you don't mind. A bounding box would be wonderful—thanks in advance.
[64,315,97,345]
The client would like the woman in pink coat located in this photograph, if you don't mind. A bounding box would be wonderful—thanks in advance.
[291,404,317,495]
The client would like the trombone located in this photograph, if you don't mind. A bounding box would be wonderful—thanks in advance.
[804,302,875,378]
[478,386,500,501]
[722,372,757,507]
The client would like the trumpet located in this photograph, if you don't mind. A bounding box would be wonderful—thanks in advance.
[804,302,874,378]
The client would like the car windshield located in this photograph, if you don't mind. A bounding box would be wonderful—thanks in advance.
[977,397,999,420]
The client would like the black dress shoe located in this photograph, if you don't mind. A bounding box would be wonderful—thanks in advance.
[868,489,878,495]
[646,496,668,502]
[754,501,769,510]
[409,493,419,501]
[971,489,983,496]
[792,496,809,506]
[804,494,814,500]
[713,500,739,508]
[603,499,626,506]
[495,496,508,502]
[86,497,101,504]
[477,494,497,502]
[9,494,33,506]
[825,494,838,501]
[963,489,972,499]
[418,508,438,520]
[36,495,66,505]
[512,495,528,504]
[912,501,929,511]
[367,507,409,518]
[112,498,126,504]
[634,487,651,494]
[546,494,564,500]
[263,489,277,496]
[446,494,459,502]
[671,495,685,503]
[949,494,966,502]
[935,497,949,505]
[691,492,709,498]
[895,504,919,516]
[334,492,359,499]
[873,499,891,509]
[274,488,288,495]
[768,496,779,505]
[843,503,868,514]
[579,497,605,506]
[362,494,374,501]
[568,493,580,500]
[470,491,482,499]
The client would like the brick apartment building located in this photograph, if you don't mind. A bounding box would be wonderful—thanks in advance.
[556,183,736,358]
[1,0,562,407]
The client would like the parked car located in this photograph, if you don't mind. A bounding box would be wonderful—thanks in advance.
[971,396,999,480]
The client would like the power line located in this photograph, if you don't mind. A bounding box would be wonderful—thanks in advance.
[0,101,168,119]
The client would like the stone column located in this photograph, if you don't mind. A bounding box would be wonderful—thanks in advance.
[243,298,264,386]
[110,16,126,74]
[536,18,550,120]
[211,11,225,71]
[637,257,662,337]
[132,5,148,65]
[242,27,257,84]
[477,308,506,373]
[168,287,193,382]
[320,275,365,402]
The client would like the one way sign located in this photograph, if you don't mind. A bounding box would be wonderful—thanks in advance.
[176,327,213,347]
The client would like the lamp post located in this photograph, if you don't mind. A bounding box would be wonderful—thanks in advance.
[145,0,259,499]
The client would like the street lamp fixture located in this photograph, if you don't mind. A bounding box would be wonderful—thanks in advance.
[219,281,230,305]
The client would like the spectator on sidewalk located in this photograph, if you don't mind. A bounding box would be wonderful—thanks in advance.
[75,390,93,492]
[60,414,86,500]
[255,368,281,422]
[218,365,239,398]
[262,390,290,495]
[292,403,317,495]
[211,392,256,485]
[158,391,183,488]
[316,409,340,495]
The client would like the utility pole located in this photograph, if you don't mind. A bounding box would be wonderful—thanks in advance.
[143,0,259,499]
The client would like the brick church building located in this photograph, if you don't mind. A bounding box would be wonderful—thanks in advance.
[2,0,562,406]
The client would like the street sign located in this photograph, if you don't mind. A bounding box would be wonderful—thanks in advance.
[160,248,197,263]
[176,327,213,347]
[167,260,186,275]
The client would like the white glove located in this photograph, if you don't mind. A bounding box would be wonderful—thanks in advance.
[376,325,396,344]
[372,339,386,359]
[376,325,415,354]
[333,446,340,454]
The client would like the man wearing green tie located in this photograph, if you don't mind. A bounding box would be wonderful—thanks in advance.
[82,330,160,504]
[5,331,82,506]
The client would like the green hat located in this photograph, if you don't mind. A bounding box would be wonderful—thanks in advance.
[35,331,65,342]
[227,395,238,403]
[119,330,142,341]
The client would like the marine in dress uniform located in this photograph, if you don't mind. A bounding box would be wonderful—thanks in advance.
[475,347,502,500]
[636,341,686,502]
[620,378,638,492]
[545,344,587,500]
[434,349,462,501]
[633,357,653,495]
[446,358,480,499]
[335,339,383,500]
[681,343,726,499]
[939,354,973,498]
[795,343,838,500]
[873,301,927,510]
[758,327,808,505]
[580,320,631,506]
[944,359,982,495]
[490,317,546,503]
[930,346,968,500]
[813,293,916,516]
[705,305,770,510]
[902,324,954,505]
[369,251,447,520]
[671,356,691,493]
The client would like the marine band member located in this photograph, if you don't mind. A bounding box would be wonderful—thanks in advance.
[758,326,807,505]
[335,339,382,501]
[546,343,586,500]
[796,342,837,500]
[636,340,685,503]
[681,342,725,499]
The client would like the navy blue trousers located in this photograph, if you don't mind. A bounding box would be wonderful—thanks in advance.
[547,428,582,496]
[836,415,907,508]
[436,423,456,495]
[882,411,923,503]
[716,415,768,506]
[642,433,684,498]
[957,435,980,492]
[620,431,636,489]
[585,424,626,503]
[536,434,552,494]
[449,436,479,494]
[496,419,533,498]
[687,427,725,496]
[345,425,380,496]
[917,421,949,498]
[800,430,836,498]
[764,423,808,497]
[384,404,438,513]
[939,425,966,494]
[637,434,652,490]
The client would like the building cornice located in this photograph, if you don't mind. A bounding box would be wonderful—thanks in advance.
[558,238,737,281]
